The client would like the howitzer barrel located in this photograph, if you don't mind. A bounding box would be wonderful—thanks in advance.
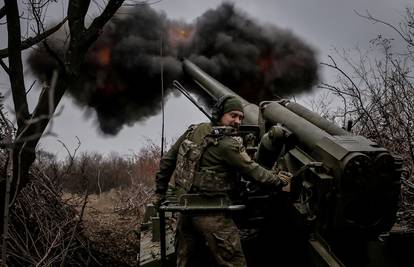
[283,101,350,136]
[262,101,333,151]
[182,59,259,124]
[182,59,338,148]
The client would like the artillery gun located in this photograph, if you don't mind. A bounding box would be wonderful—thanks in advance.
[139,59,406,267]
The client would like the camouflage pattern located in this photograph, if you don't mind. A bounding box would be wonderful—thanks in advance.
[156,122,285,195]
[210,125,238,136]
[192,170,235,192]
[155,123,212,195]
[154,122,286,267]
[176,213,246,267]
[173,125,243,194]
[175,138,205,192]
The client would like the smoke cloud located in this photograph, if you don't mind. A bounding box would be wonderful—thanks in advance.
[28,2,319,135]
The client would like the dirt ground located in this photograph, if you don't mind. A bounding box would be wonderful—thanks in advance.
[67,190,145,266]
[67,183,414,267]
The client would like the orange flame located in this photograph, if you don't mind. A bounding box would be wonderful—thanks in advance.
[168,25,192,47]
[97,46,111,66]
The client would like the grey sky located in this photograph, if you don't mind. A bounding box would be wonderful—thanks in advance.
[0,0,412,160]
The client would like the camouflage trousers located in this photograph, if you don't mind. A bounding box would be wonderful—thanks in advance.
[176,213,247,267]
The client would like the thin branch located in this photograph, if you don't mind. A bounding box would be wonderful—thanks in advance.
[0,5,5,20]
[321,55,384,143]
[25,80,37,95]
[0,17,68,59]
[58,136,81,174]
[122,0,162,7]
[35,229,61,267]
[60,189,88,267]
[355,10,414,46]
[1,112,13,266]
[0,58,10,75]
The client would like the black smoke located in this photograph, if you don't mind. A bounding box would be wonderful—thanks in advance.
[28,2,319,135]
[182,3,319,103]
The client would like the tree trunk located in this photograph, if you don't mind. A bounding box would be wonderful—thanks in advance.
[0,0,125,243]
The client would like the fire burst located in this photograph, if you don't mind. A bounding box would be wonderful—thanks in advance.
[168,24,193,47]
[96,46,111,66]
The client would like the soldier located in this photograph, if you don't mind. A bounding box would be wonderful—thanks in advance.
[154,95,291,267]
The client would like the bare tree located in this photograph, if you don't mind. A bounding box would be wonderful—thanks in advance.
[319,7,414,174]
[0,0,125,248]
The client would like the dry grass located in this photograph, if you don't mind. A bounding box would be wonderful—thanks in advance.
[3,139,160,266]
[67,183,155,266]
[6,169,93,266]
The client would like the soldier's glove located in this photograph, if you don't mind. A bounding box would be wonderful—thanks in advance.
[153,193,166,210]
[278,171,293,192]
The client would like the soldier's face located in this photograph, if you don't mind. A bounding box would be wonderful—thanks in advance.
[219,110,244,128]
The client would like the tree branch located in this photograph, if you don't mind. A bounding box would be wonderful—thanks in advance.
[321,55,384,143]
[0,58,10,75]
[68,0,91,37]
[0,17,68,59]
[0,5,6,20]
[67,0,124,75]
[84,0,124,46]
[355,10,414,46]
[5,0,29,131]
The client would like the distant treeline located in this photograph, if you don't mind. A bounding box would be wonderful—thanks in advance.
[35,142,161,194]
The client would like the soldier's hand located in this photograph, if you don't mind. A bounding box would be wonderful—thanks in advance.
[153,193,166,210]
[278,171,293,192]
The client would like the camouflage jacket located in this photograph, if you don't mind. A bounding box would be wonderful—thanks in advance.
[155,122,285,196]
